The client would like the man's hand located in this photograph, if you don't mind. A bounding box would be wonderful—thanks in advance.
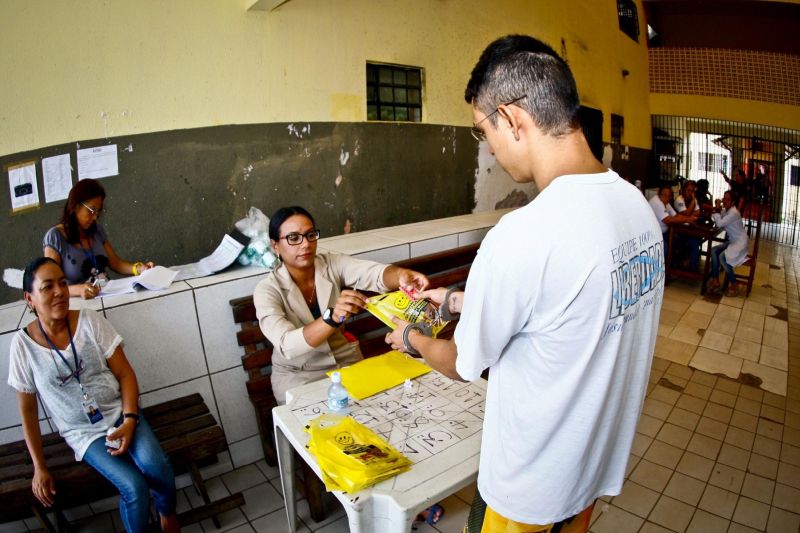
[417,287,448,305]
[385,316,413,353]
[32,467,56,507]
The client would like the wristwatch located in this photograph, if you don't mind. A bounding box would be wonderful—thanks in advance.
[322,307,340,328]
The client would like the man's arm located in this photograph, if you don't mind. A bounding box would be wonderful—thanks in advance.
[385,316,465,381]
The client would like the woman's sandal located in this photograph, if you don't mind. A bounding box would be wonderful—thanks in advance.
[416,503,445,525]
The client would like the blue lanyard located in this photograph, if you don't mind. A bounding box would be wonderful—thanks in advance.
[81,243,98,271]
[38,319,83,389]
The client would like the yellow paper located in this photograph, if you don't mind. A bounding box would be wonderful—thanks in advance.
[328,351,432,400]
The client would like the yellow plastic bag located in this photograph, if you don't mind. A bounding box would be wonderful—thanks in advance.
[327,351,431,400]
[365,290,447,335]
[306,414,412,493]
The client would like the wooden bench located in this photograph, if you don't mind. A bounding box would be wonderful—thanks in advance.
[229,243,479,521]
[0,393,245,532]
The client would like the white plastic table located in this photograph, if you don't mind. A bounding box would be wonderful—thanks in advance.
[273,371,487,532]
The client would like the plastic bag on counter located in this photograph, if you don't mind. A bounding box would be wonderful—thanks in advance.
[306,413,411,493]
[365,290,448,336]
[235,207,279,270]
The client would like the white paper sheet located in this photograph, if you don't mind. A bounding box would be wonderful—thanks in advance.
[42,154,72,203]
[100,266,179,297]
[171,234,246,281]
[77,145,118,180]
[7,161,39,212]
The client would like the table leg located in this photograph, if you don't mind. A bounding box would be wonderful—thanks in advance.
[701,238,713,294]
[275,425,297,532]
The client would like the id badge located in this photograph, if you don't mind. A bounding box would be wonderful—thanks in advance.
[82,396,103,424]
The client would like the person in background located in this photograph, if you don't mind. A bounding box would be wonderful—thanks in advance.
[649,186,697,267]
[253,206,430,405]
[386,34,664,533]
[708,191,749,296]
[695,178,714,213]
[720,168,748,213]
[673,180,701,271]
[43,179,154,300]
[8,258,178,532]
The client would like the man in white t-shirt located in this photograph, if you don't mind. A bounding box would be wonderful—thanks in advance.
[649,186,698,269]
[386,35,664,532]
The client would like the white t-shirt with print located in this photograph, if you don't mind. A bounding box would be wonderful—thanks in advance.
[8,309,123,461]
[649,194,676,233]
[455,170,664,524]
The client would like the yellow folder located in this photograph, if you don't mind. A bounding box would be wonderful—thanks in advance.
[328,351,432,400]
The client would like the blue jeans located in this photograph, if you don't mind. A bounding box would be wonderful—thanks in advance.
[83,415,176,532]
[710,242,735,286]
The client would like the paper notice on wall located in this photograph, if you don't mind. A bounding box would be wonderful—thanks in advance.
[42,154,73,203]
[77,144,118,180]
[7,160,39,213]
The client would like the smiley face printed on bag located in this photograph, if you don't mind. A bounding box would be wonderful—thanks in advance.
[335,432,355,446]
[394,294,410,309]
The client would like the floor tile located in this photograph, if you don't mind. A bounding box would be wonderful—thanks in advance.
[676,451,715,481]
[611,481,660,519]
[676,394,707,415]
[732,497,770,530]
[730,410,758,432]
[691,347,743,380]
[698,484,738,519]
[716,443,750,471]
[758,418,784,440]
[740,472,775,504]
[666,407,700,431]
[686,509,730,533]
[589,504,643,533]
[684,381,713,400]
[629,459,673,492]
[647,495,694,532]
[730,339,762,362]
[753,435,782,458]
[708,463,745,492]
[643,398,674,420]
[710,388,738,407]
[663,471,706,506]
[656,423,693,449]
[773,483,800,514]
[777,461,800,490]
[742,361,788,396]
[644,440,684,469]
[766,506,800,533]
[670,323,703,345]
[688,432,723,460]
[679,309,713,329]
[761,345,789,371]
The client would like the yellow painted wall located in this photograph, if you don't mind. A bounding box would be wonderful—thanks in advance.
[650,93,800,131]
[0,0,651,157]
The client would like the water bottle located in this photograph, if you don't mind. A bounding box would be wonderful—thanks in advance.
[327,371,349,412]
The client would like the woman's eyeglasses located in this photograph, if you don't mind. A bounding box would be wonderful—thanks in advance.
[81,202,103,217]
[281,229,320,245]
[56,359,85,386]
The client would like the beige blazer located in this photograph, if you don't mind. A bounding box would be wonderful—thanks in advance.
[253,253,389,403]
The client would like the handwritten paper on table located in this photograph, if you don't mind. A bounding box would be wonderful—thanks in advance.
[77,145,118,180]
[100,266,179,297]
[7,160,40,213]
[171,234,247,281]
[42,154,72,203]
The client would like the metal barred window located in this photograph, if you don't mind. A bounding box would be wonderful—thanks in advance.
[617,0,640,42]
[366,63,423,122]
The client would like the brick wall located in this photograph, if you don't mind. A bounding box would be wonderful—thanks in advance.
[649,48,800,106]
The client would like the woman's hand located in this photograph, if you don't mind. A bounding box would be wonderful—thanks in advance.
[331,290,368,323]
[80,282,99,299]
[397,268,429,293]
[107,418,136,456]
[32,467,56,507]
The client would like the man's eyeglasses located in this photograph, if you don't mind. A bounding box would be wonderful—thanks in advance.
[81,202,103,217]
[470,94,527,142]
[281,229,320,245]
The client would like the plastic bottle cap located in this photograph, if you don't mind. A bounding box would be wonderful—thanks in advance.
[331,371,341,383]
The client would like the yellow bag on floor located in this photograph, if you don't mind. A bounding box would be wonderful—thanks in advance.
[365,290,447,335]
[306,414,412,493]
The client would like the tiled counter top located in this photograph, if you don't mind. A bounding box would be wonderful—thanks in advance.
[0,209,510,469]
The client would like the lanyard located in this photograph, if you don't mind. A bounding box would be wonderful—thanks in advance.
[38,319,84,391]
[81,244,98,271]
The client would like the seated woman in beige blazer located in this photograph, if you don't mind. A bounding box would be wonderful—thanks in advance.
[254,206,430,404]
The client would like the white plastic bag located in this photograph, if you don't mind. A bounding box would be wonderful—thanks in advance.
[235,207,279,270]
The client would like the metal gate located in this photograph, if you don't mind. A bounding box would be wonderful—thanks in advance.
[652,115,800,246]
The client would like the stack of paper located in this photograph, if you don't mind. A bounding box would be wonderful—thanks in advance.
[100,266,179,297]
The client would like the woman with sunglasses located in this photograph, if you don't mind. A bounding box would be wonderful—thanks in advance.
[43,178,154,299]
[8,257,178,532]
[254,206,430,404]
